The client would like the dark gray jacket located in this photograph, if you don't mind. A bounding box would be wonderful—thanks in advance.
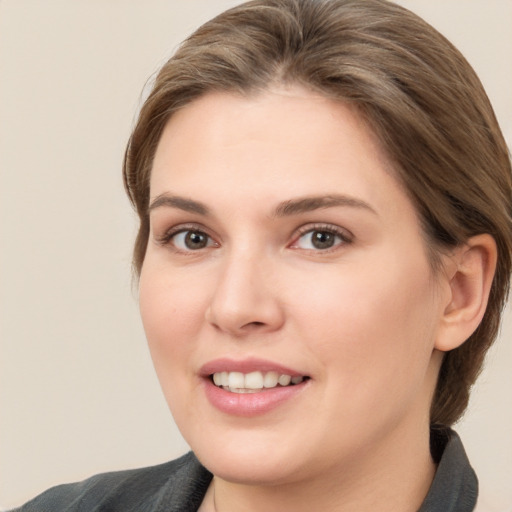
[12,429,477,512]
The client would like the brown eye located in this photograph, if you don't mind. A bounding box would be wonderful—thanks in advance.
[310,231,336,249]
[294,228,349,251]
[173,230,213,250]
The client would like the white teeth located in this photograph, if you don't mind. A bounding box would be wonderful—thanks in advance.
[263,371,279,388]
[228,372,244,389]
[211,370,307,392]
[245,371,264,389]
[278,374,291,386]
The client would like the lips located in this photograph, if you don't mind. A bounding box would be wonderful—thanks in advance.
[200,358,310,416]
[200,357,306,376]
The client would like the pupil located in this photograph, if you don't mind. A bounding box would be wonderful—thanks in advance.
[312,231,334,249]
[185,231,207,249]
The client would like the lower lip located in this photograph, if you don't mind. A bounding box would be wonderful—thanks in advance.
[203,379,308,417]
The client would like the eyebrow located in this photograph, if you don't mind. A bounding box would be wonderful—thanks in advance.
[148,193,377,217]
[148,194,210,216]
[273,194,377,217]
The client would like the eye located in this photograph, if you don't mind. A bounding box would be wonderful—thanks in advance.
[171,229,216,251]
[292,226,351,251]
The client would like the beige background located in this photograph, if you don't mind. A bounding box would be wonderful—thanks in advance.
[0,1,511,510]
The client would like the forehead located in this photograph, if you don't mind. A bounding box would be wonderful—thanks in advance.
[154,88,385,176]
[149,87,415,223]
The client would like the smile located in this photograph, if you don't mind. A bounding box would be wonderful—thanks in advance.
[212,371,306,393]
[201,359,310,416]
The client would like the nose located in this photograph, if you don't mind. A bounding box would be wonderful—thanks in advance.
[205,252,285,337]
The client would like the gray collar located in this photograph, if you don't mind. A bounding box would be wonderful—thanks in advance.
[418,428,478,512]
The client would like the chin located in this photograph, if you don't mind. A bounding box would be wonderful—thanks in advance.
[187,426,313,485]
[201,450,302,486]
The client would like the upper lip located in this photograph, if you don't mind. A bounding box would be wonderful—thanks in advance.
[200,357,307,378]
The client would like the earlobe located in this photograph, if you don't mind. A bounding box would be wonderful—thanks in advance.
[435,234,497,352]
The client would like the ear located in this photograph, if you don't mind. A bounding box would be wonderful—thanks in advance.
[435,234,497,352]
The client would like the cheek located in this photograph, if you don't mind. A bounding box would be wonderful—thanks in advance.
[293,254,439,401]
[138,271,209,443]
[139,258,209,333]
[138,267,208,386]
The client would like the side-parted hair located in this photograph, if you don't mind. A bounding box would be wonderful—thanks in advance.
[123,0,512,426]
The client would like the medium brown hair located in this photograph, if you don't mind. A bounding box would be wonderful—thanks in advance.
[123,0,512,425]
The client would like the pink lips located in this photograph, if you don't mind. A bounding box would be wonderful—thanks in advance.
[200,357,304,377]
[200,357,309,417]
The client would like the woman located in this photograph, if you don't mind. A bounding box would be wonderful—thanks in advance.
[13,0,511,510]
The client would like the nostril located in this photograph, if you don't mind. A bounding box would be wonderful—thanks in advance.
[244,321,266,329]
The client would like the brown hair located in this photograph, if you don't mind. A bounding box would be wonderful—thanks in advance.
[123,0,512,426]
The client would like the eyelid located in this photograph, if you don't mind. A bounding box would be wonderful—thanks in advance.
[154,222,219,249]
[289,223,354,250]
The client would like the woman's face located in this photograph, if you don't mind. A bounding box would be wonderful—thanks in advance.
[139,88,449,485]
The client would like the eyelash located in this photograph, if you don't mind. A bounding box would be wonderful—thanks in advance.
[290,223,353,252]
[155,224,217,252]
[155,223,353,254]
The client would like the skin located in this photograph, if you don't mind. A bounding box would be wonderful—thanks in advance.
[139,87,490,512]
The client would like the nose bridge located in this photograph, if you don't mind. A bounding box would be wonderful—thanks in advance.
[206,245,284,335]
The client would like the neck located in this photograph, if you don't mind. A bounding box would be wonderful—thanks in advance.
[207,422,436,512]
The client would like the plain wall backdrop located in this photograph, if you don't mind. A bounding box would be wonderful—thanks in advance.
[1,1,511,510]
